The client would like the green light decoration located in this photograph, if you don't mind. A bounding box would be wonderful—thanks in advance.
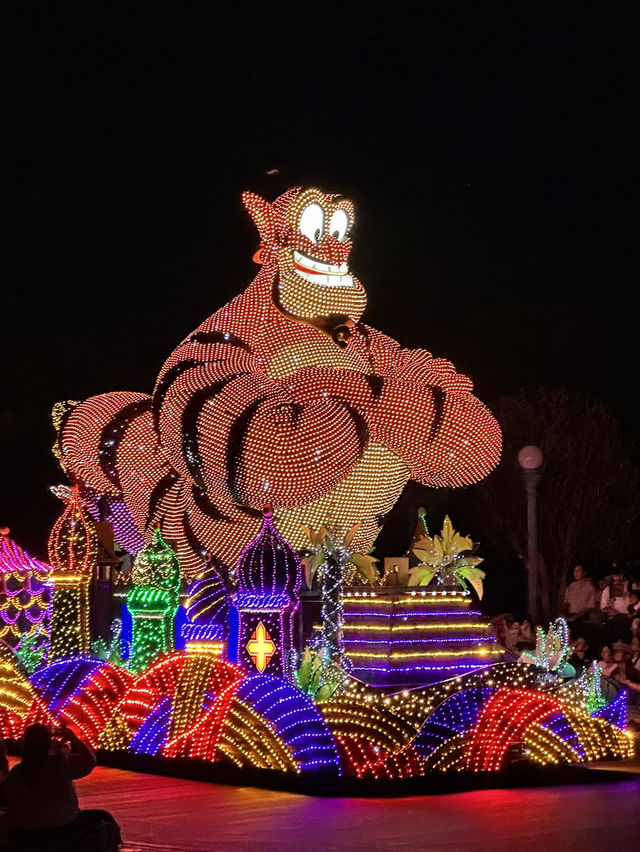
[520,617,575,679]
[15,628,48,674]
[300,523,376,696]
[302,523,379,591]
[294,645,343,702]
[127,527,181,674]
[584,661,607,715]
[409,515,486,597]
[91,618,123,665]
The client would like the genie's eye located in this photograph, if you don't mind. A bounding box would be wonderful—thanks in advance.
[299,203,324,243]
[329,209,349,241]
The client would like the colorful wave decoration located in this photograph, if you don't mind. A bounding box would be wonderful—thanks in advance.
[0,648,634,780]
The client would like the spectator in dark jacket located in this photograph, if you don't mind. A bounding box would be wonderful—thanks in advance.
[5,723,120,851]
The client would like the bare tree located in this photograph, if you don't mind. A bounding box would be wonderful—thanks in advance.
[473,387,640,620]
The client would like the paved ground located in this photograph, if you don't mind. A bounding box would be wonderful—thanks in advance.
[71,763,640,852]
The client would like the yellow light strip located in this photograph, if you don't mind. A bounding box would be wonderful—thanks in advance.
[50,574,89,583]
[343,596,469,605]
[186,643,224,656]
[347,648,501,659]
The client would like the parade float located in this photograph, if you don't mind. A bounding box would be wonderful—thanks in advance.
[0,187,633,787]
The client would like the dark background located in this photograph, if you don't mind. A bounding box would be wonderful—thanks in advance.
[3,5,638,611]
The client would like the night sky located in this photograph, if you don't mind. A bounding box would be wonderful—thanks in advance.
[3,5,638,561]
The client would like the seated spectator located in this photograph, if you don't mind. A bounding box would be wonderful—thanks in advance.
[518,619,536,647]
[490,613,519,658]
[627,589,640,618]
[596,644,622,700]
[601,565,631,614]
[568,636,592,675]
[630,636,640,672]
[563,564,597,623]
[5,723,121,851]
[610,641,638,683]
[596,645,616,676]
[600,566,633,644]
[611,642,640,720]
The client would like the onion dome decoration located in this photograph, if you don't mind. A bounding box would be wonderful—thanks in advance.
[132,526,181,593]
[48,485,97,577]
[47,485,97,660]
[0,527,51,646]
[236,507,301,597]
[127,526,181,674]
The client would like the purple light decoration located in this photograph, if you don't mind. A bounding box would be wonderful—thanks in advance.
[350,664,489,673]
[341,591,499,688]
[233,593,291,610]
[0,527,52,645]
[182,622,224,643]
[235,675,340,773]
[0,530,51,575]
[130,695,172,755]
[233,508,301,679]
[541,712,586,759]
[412,722,458,759]
[426,687,496,733]
[344,637,493,645]
[186,556,231,627]
[342,610,482,618]
[30,658,105,715]
[236,507,301,597]
[80,486,145,555]
[593,691,628,729]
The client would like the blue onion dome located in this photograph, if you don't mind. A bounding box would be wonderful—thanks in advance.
[236,507,301,597]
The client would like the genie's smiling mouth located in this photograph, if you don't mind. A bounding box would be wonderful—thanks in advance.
[292,250,353,288]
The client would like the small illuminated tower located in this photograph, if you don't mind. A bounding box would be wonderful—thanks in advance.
[127,526,181,674]
[48,485,97,660]
[232,507,301,679]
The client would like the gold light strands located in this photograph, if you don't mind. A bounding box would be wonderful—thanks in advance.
[47,485,97,660]
[0,642,36,738]
[217,700,298,772]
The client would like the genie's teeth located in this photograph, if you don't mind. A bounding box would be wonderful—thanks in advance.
[292,250,353,287]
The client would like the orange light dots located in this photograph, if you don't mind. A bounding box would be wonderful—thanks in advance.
[55,186,501,579]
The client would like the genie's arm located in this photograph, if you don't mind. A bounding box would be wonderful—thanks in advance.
[347,324,502,487]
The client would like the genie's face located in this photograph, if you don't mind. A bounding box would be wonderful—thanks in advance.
[243,187,367,330]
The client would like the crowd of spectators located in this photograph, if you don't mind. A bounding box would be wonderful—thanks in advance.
[493,561,640,728]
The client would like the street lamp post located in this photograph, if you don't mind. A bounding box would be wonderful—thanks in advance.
[517,445,544,625]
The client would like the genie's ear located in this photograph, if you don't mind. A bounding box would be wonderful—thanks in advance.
[242,191,276,247]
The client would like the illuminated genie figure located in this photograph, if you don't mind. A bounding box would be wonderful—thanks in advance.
[56,187,501,578]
